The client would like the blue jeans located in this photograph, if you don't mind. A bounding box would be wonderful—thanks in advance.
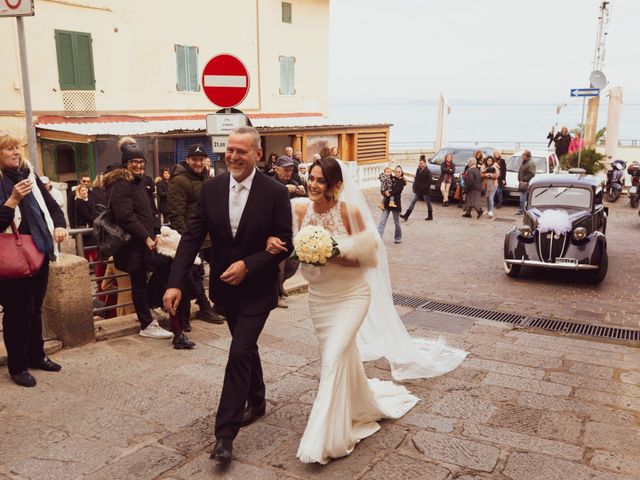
[518,191,526,212]
[406,193,432,213]
[486,190,495,213]
[378,209,402,242]
[494,184,503,206]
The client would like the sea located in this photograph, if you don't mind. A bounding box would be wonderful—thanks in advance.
[328,98,640,151]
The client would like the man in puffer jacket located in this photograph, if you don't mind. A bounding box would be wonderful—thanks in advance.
[168,144,224,325]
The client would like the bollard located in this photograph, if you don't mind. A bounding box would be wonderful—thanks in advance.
[42,252,95,347]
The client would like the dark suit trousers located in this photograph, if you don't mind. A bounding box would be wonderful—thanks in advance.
[0,261,49,375]
[215,304,269,440]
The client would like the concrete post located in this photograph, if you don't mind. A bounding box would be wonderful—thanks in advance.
[42,253,95,347]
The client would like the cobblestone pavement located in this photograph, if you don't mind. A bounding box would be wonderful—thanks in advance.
[1,295,639,479]
[367,187,640,330]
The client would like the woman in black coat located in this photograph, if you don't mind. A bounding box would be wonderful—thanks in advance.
[74,184,98,262]
[0,132,67,387]
[400,155,433,221]
[102,137,172,339]
[156,169,170,224]
[377,165,406,244]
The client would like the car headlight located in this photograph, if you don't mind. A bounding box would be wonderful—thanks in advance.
[573,227,587,241]
[518,225,533,238]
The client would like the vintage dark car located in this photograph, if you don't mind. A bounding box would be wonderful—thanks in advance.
[427,146,494,197]
[503,172,608,284]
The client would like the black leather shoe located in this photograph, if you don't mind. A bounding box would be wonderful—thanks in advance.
[196,306,224,324]
[29,357,62,372]
[240,401,266,427]
[210,438,233,463]
[173,334,196,350]
[181,317,192,332]
[11,371,37,387]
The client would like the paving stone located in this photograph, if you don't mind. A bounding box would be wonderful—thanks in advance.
[482,372,572,396]
[7,436,120,480]
[268,424,407,480]
[0,414,67,462]
[620,371,640,385]
[565,353,630,370]
[488,404,543,435]
[468,344,563,369]
[503,452,633,480]
[431,393,497,422]
[548,372,640,397]
[505,331,637,355]
[298,389,318,405]
[264,403,313,433]
[234,421,297,463]
[266,374,317,404]
[260,346,310,369]
[160,415,215,457]
[84,445,184,480]
[590,451,640,476]
[568,362,615,380]
[517,392,636,426]
[537,411,583,444]
[464,357,545,380]
[583,422,640,456]
[397,412,456,433]
[175,453,281,480]
[412,430,500,472]
[462,423,583,462]
[574,388,640,411]
[362,453,450,480]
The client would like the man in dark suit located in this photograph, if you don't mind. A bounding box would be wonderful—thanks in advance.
[163,127,293,464]
[399,155,434,221]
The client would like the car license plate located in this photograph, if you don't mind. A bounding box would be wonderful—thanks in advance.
[555,257,577,264]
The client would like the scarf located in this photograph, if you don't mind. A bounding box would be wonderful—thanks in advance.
[1,168,54,254]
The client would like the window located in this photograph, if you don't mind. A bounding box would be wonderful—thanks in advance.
[282,2,292,23]
[54,30,95,90]
[279,56,295,95]
[175,45,199,92]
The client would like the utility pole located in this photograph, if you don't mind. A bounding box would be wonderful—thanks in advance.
[585,1,611,148]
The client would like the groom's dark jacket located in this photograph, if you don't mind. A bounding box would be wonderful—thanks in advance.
[167,170,293,314]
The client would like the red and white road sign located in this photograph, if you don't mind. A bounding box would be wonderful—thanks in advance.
[0,0,34,17]
[201,54,250,109]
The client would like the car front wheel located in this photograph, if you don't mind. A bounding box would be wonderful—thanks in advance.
[504,261,521,278]
[587,245,608,284]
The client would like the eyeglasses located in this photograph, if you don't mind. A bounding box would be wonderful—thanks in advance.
[129,160,146,166]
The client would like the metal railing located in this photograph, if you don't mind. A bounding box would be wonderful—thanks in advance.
[68,227,133,316]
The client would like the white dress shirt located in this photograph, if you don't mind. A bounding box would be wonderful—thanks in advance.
[228,168,257,237]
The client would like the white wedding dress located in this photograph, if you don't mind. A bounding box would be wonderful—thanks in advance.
[296,202,418,464]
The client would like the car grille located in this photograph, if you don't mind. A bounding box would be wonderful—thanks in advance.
[537,231,569,263]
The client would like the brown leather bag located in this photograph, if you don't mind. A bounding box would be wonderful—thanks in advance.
[0,221,45,279]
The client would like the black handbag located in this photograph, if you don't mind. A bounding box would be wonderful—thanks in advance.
[93,188,131,257]
[518,181,529,192]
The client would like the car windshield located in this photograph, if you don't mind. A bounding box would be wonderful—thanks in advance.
[506,156,547,173]
[530,186,592,209]
[430,149,476,167]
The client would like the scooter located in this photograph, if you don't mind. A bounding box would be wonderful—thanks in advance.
[627,161,640,208]
[605,160,626,202]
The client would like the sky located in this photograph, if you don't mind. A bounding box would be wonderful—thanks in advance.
[329,0,640,104]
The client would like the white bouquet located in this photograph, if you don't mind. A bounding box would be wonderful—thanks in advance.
[292,225,339,266]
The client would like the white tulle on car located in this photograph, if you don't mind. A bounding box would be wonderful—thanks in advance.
[537,209,573,235]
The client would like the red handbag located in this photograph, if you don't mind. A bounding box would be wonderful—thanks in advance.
[0,221,45,279]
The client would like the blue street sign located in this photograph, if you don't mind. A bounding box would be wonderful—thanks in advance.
[570,88,600,97]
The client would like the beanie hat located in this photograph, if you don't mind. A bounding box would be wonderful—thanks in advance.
[119,136,145,166]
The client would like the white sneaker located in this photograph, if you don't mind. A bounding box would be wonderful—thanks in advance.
[488,211,494,218]
[140,319,174,339]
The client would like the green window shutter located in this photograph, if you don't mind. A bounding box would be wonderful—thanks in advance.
[55,31,76,90]
[279,56,287,94]
[176,45,187,91]
[187,46,199,92]
[75,33,95,90]
[288,57,295,95]
[280,56,295,95]
[282,2,292,23]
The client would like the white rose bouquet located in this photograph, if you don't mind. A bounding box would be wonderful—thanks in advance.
[292,225,339,266]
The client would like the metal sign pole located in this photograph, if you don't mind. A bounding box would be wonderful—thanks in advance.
[16,16,39,172]
[578,96,586,169]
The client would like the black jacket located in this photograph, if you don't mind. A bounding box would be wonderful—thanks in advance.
[103,168,155,273]
[142,175,161,232]
[413,166,432,195]
[156,179,170,216]
[496,157,507,184]
[383,177,405,212]
[548,132,571,157]
[465,167,483,192]
[167,171,293,314]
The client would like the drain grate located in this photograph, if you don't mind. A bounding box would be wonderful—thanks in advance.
[420,301,526,325]
[393,293,640,343]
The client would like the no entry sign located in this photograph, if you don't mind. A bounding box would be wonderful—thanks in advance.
[0,0,34,16]
[201,54,250,109]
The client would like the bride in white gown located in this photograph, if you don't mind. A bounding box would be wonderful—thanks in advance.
[267,157,467,465]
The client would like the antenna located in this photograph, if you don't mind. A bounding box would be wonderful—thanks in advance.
[592,1,611,73]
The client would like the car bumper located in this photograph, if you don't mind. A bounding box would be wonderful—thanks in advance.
[504,258,598,270]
